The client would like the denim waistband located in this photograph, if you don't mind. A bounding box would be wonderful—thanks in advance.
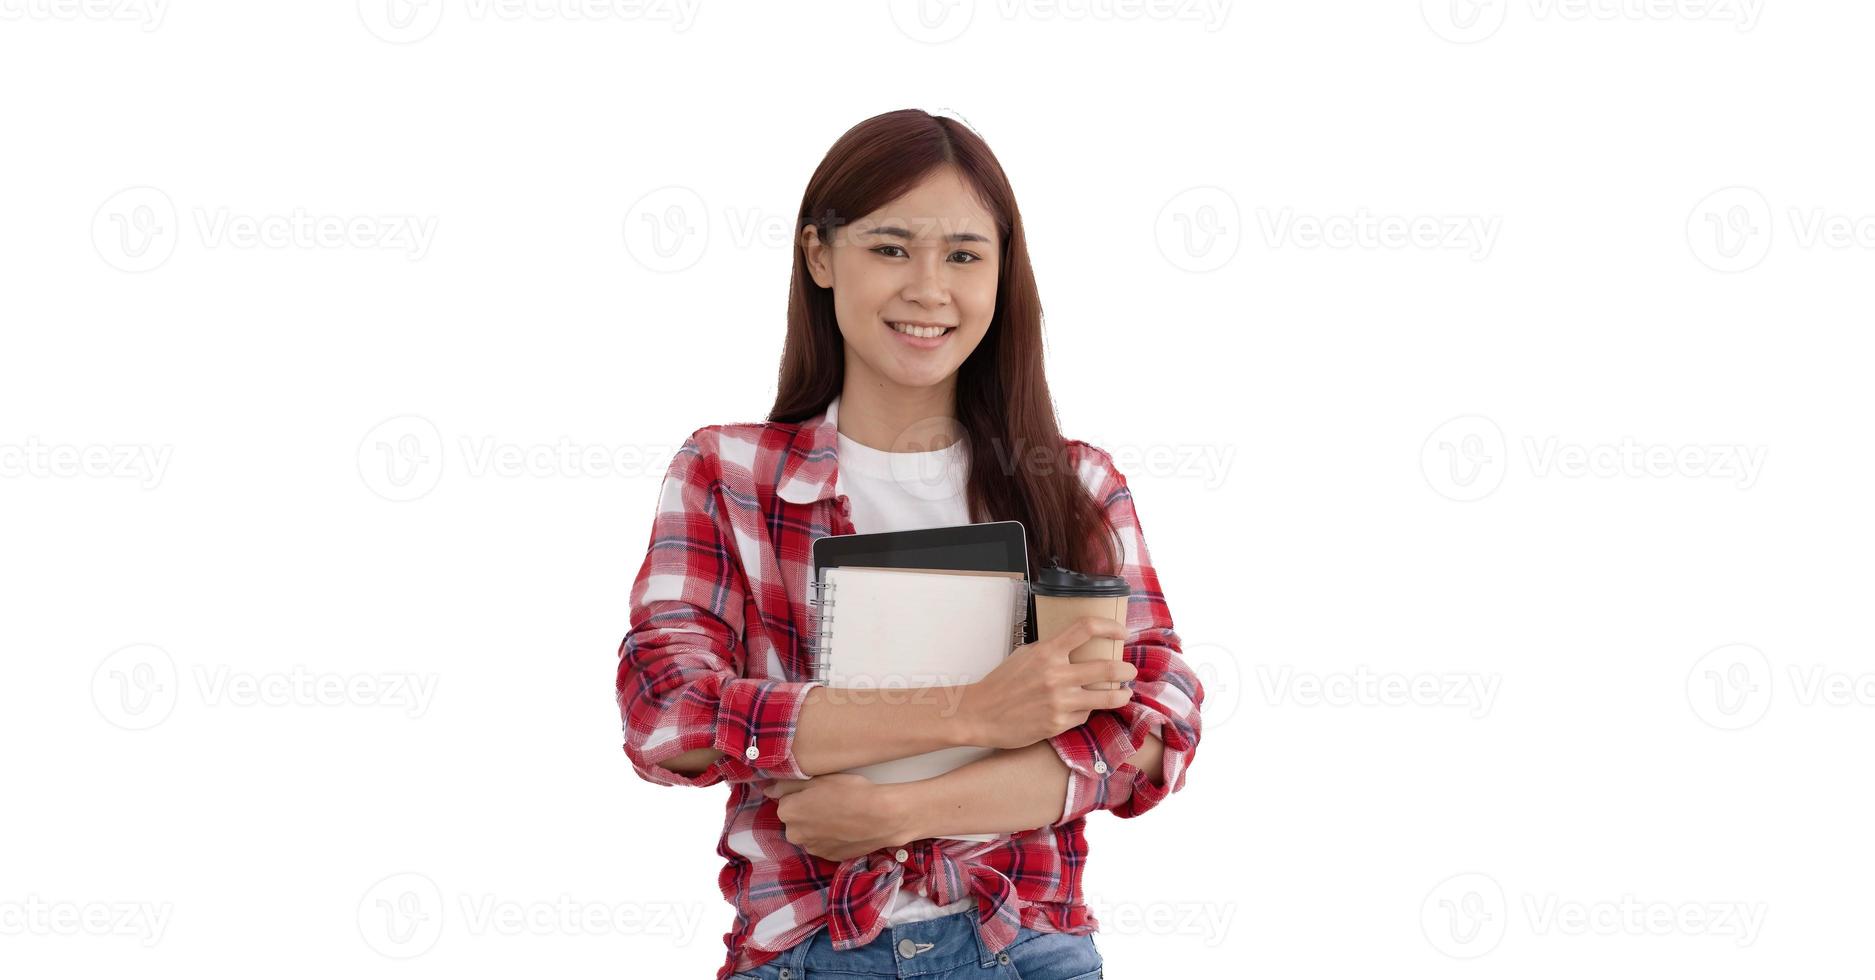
[764,907,1006,978]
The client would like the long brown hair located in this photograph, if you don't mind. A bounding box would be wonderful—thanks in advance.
[767,108,1120,578]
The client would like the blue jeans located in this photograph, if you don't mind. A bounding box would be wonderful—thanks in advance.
[730,911,1103,979]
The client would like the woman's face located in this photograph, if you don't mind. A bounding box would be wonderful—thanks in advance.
[803,166,1001,393]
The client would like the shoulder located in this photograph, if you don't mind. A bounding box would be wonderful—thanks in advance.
[665,418,813,492]
[1061,437,1129,502]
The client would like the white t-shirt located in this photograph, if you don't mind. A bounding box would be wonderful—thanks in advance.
[832,412,979,926]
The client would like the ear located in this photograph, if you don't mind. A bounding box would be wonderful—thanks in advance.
[801,224,834,289]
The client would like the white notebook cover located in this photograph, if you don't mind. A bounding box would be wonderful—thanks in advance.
[817,566,1026,842]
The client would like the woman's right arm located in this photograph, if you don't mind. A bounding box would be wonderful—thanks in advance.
[656,683,980,777]
[617,431,821,787]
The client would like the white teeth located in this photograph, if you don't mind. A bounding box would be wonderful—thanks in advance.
[890,321,951,339]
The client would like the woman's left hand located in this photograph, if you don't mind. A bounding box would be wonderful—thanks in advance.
[764,774,918,862]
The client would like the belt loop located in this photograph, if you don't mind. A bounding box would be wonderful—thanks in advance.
[968,906,999,969]
[781,924,817,978]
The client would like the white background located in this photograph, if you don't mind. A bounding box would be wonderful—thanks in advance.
[2,1,1868,977]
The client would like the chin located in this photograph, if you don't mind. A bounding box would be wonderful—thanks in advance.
[884,368,957,390]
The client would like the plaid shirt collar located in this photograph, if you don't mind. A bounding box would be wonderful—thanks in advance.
[775,395,843,506]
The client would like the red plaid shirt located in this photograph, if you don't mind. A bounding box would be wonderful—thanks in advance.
[614,399,1203,980]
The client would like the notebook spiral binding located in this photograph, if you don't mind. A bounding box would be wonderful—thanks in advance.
[804,572,1031,685]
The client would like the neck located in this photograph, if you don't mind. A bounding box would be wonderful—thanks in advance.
[836,374,964,454]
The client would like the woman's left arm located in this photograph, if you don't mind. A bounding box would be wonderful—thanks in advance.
[894,730,1166,840]
[1043,441,1203,824]
[766,733,1165,859]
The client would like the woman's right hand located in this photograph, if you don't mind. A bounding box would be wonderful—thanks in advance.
[962,616,1137,750]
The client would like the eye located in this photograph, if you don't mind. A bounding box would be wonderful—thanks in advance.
[869,245,985,264]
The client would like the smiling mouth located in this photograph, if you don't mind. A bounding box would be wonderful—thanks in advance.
[886,320,957,339]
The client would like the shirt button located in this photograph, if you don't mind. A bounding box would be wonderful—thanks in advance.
[894,848,909,862]
[1093,759,1109,774]
[897,938,919,959]
[744,745,760,760]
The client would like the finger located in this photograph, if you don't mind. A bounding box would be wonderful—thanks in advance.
[1064,658,1137,687]
[1044,619,1092,656]
[1056,617,1126,653]
[764,779,809,798]
[1068,684,1136,712]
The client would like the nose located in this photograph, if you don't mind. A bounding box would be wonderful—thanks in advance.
[901,260,950,307]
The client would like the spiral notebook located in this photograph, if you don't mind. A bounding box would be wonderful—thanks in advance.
[806,565,1030,842]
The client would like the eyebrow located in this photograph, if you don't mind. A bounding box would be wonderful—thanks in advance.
[861,224,994,245]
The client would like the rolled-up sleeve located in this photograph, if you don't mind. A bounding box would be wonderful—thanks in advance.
[1047,445,1203,823]
[616,431,822,787]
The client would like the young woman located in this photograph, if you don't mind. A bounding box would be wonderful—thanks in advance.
[616,109,1203,980]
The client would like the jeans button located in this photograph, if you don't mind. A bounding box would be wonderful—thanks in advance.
[997,951,1011,965]
[898,938,919,959]
[778,970,792,980]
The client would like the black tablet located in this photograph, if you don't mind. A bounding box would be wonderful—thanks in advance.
[810,520,1033,642]
[810,519,1029,580]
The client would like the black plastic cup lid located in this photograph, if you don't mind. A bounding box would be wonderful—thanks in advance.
[1033,559,1129,597]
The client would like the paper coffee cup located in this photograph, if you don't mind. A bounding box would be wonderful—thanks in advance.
[1032,561,1130,691]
